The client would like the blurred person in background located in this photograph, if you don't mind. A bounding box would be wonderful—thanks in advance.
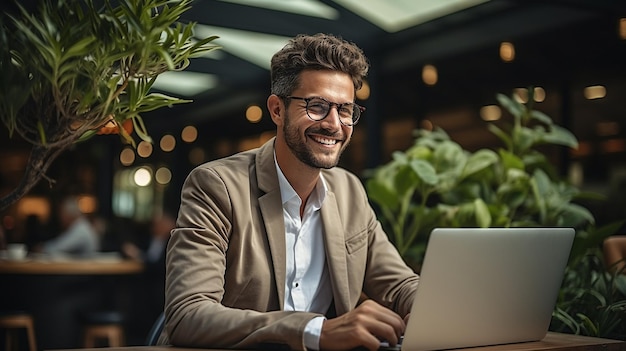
[37,195,99,256]
[122,211,174,273]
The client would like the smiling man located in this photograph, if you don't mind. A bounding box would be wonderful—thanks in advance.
[161,33,419,351]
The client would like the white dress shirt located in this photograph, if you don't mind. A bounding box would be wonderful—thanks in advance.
[43,216,99,256]
[275,156,332,350]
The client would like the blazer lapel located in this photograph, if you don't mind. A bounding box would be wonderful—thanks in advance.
[256,138,286,308]
[320,191,351,315]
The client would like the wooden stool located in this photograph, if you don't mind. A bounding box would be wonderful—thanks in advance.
[81,311,125,348]
[0,312,37,351]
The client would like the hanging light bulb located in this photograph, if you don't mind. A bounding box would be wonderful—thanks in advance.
[500,42,515,62]
[422,64,438,86]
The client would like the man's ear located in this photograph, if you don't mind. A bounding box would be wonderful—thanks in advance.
[267,94,284,126]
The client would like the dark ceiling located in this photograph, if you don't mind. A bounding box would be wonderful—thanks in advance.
[1,0,625,151]
[143,0,626,142]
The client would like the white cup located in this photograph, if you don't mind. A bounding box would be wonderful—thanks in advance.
[6,243,27,260]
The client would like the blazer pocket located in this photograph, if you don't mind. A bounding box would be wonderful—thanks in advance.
[345,230,367,254]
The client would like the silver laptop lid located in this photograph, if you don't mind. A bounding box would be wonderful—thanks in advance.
[402,227,575,351]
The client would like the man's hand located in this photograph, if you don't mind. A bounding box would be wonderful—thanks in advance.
[319,300,405,351]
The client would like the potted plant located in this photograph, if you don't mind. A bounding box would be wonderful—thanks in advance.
[365,90,626,338]
[0,0,219,210]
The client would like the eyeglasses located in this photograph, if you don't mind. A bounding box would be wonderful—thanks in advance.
[281,96,365,126]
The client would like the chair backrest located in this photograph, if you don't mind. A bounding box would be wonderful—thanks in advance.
[603,235,626,274]
[145,311,166,346]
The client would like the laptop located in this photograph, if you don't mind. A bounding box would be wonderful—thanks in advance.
[386,227,575,351]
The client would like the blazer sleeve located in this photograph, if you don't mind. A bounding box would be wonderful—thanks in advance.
[162,165,320,351]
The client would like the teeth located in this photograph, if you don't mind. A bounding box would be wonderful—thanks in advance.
[312,136,337,145]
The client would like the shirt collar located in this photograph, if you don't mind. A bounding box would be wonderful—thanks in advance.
[274,151,328,209]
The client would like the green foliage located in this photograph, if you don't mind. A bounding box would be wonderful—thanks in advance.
[365,91,625,338]
[366,92,595,262]
[1,0,218,146]
[552,249,626,338]
[0,0,219,210]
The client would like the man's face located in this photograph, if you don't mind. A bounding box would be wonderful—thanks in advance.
[281,70,355,169]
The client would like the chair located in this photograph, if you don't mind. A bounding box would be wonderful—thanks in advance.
[81,310,125,348]
[602,235,626,274]
[145,311,165,346]
[0,311,37,351]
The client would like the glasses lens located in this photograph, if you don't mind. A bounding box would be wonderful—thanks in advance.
[304,97,362,126]
[306,98,329,120]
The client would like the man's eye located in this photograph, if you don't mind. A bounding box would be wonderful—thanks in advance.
[308,102,327,112]
[339,106,353,115]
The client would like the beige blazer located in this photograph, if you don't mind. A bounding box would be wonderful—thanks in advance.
[160,138,418,350]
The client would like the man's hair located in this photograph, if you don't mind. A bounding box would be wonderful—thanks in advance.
[270,33,369,98]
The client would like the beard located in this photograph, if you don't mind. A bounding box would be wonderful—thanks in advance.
[283,111,350,169]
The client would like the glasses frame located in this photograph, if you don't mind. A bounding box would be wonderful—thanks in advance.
[281,95,365,126]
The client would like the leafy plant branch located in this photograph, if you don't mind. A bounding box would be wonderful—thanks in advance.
[0,0,220,210]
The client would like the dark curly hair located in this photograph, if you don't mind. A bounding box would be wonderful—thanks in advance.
[270,33,369,98]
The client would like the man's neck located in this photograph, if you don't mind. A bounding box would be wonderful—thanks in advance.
[275,149,320,211]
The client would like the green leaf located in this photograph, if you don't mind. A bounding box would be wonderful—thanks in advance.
[542,124,579,148]
[530,109,553,125]
[559,203,595,227]
[366,174,399,211]
[487,123,512,150]
[514,126,538,154]
[461,149,498,179]
[409,159,438,185]
[394,165,418,197]
[499,149,524,171]
[474,198,491,228]
[496,93,523,119]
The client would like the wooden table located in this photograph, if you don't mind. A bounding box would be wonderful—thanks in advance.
[0,257,144,275]
[47,332,625,351]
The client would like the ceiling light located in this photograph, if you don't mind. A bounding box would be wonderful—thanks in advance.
[152,71,218,97]
[195,25,290,70]
[422,64,438,86]
[120,147,135,166]
[137,141,153,158]
[77,195,98,214]
[134,167,152,187]
[356,81,370,100]
[181,126,198,143]
[500,42,515,62]
[584,85,606,100]
[160,134,176,152]
[533,87,545,102]
[155,167,172,185]
[246,105,263,123]
[333,0,490,33]
[513,88,528,103]
[219,0,339,20]
[480,105,501,121]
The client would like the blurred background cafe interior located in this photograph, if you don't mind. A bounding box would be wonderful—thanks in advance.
[1,0,626,349]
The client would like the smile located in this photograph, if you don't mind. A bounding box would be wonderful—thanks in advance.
[310,135,339,145]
